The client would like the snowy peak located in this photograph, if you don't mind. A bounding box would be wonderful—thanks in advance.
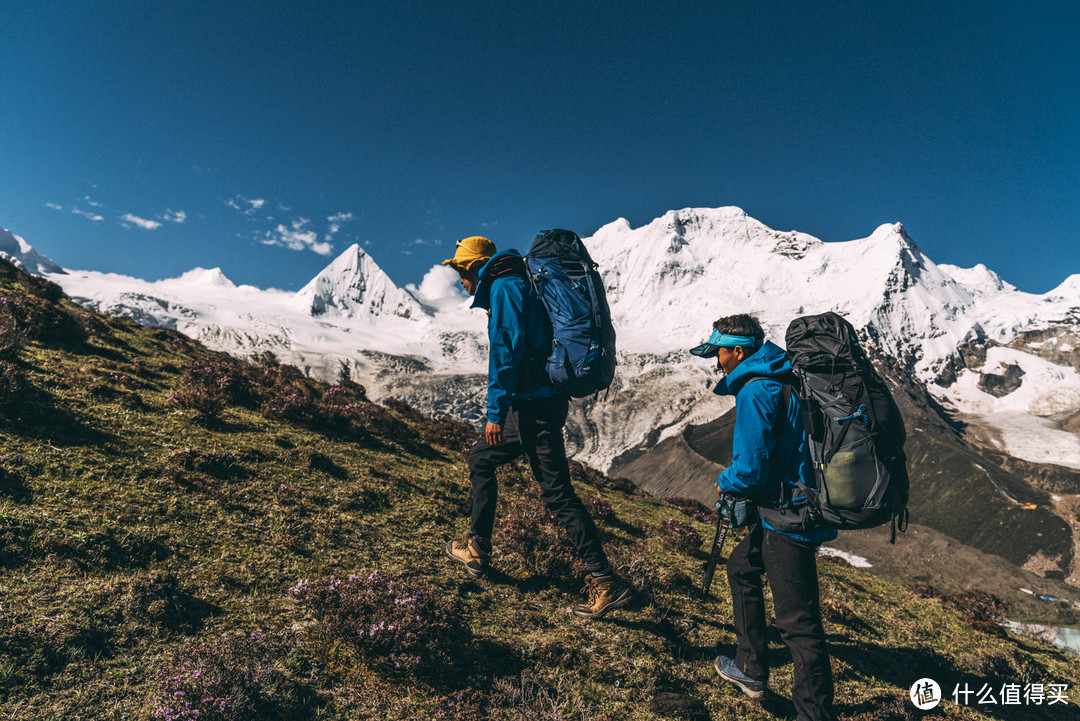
[0,228,64,275]
[939,263,1016,295]
[1049,274,1080,301]
[162,267,236,289]
[296,243,424,320]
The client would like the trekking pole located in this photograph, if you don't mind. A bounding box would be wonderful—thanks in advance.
[701,497,731,597]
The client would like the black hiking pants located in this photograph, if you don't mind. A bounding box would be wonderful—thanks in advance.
[726,524,836,721]
[467,394,609,573]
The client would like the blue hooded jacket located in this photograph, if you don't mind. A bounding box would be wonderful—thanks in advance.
[714,340,837,544]
[471,249,555,424]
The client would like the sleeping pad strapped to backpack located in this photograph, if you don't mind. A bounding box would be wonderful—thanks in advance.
[524,229,616,398]
[759,312,909,541]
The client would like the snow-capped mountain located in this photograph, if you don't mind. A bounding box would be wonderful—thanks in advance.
[0,227,64,275]
[8,208,1080,474]
[296,243,425,319]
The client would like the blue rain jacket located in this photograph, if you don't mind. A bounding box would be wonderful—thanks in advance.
[471,250,555,424]
[713,340,838,544]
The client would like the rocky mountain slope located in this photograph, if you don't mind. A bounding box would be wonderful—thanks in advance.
[6,206,1080,614]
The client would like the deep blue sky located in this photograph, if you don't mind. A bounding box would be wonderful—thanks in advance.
[2,1,1077,292]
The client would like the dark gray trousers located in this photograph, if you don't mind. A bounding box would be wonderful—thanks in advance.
[727,523,836,721]
[467,395,609,573]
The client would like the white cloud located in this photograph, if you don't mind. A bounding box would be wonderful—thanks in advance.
[261,218,333,256]
[162,209,187,223]
[73,207,104,222]
[227,196,266,215]
[405,264,468,313]
[45,202,64,211]
[326,212,355,239]
[121,213,162,230]
[83,196,102,208]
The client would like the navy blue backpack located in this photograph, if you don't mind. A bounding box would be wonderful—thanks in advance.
[525,229,617,398]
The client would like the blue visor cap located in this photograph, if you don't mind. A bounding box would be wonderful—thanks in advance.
[689,330,759,358]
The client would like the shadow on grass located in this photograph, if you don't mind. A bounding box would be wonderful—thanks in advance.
[829,641,1069,721]
[7,390,117,448]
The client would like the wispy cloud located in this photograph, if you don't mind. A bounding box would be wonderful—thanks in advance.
[227,196,266,215]
[161,209,187,223]
[73,207,104,222]
[261,218,333,256]
[83,196,102,208]
[47,199,104,221]
[121,213,162,230]
[325,211,354,240]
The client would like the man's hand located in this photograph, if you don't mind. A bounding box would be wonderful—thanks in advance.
[485,422,503,446]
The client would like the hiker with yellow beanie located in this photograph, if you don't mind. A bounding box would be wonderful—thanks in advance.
[442,235,632,619]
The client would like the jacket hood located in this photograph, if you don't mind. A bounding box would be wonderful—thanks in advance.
[712,340,792,396]
[471,249,524,311]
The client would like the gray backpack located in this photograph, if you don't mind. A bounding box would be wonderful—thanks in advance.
[759,312,909,542]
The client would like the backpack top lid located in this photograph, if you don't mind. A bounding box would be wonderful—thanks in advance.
[785,311,868,373]
[527,229,596,266]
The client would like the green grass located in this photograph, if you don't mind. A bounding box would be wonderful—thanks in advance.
[0,262,1078,720]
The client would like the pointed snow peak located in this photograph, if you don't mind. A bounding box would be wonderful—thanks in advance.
[168,267,236,288]
[297,243,423,320]
[0,227,65,275]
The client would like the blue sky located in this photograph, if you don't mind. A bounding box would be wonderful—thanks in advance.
[1,1,1077,292]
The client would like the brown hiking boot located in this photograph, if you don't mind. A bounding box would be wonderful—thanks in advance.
[570,573,632,618]
[444,536,489,578]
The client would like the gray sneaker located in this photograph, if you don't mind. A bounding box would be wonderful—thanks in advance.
[714,655,767,699]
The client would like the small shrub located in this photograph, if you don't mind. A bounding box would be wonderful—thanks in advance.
[0,311,24,359]
[422,417,480,456]
[650,692,710,721]
[583,495,615,523]
[568,460,607,488]
[0,466,30,503]
[290,571,471,675]
[497,490,588,580]
[657,518,703,553]
[0,293,84,347]
[75,312,113,339]
[940,588,1009,634]
[119,571,215,632]
[168,355,244,420]
[288,446,347,479]
[609,543,656,601]
[664,496,717,525]
[959,647,1048,686]
[0,359,31,411]
[488,670,584,721]
[568,461,637,493]
[151,631,305,721]
[381,396,425,423]
[906,583,939,599]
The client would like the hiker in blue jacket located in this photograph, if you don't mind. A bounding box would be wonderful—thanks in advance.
[691,313,838,721]
[442,235,631,619]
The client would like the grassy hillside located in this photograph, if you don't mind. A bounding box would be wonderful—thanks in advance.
[1,259,1078,720]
